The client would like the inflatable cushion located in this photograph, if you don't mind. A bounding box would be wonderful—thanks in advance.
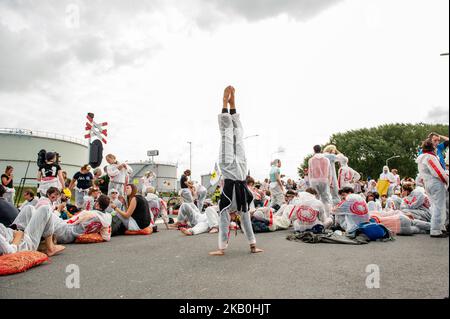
[0,251,49,276]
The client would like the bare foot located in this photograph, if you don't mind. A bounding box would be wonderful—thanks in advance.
[223,86,232,109]
[180,228,193,236]
[250,246,263,254]
[229,86,235,109]
[46,245,65,257]
[209,249,225,256]
[209,227,219,234]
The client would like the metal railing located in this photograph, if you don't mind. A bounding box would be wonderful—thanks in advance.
[0,128,88,146]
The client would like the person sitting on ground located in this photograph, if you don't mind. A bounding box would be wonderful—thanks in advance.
[97,166,110,195]
[333,187,369,233]
[33,187,67,223]
[173,188,217,235]
[366,192,380,212]
[380,194,388,210]
[384,191,403,211]
[106,188,125,214]
[193,182,208,212]
[0,185,19,227]
[399,182,431,222]
[145,187,170,230]
[292,188,333,232]
[179,203,220,236]
[83,187,101,211]
[18,189,39,210]
[12,195,112,251]
[110,184,151,232]
[1,205,65,256]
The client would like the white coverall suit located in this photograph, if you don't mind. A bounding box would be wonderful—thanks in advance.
[107,163,133,197]
[308,154,333,217]
[217,113,256,250]
[416,153,449,236]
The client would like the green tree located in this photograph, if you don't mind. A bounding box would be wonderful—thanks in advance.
[298,123,449,180]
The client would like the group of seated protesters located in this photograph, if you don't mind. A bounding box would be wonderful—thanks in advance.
[0,180,172,256]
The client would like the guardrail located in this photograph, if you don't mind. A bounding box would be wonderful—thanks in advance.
[0,128,88,146]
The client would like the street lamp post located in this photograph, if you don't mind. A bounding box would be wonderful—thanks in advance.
[187,141,192,173]
[244,134,259,140]
[386,155,400,167]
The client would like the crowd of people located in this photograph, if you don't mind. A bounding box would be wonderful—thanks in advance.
[0,86,449,262]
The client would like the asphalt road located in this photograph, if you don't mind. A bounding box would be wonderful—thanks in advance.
[0,226,448,299]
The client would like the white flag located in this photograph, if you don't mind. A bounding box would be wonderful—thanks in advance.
[210,162,221,186]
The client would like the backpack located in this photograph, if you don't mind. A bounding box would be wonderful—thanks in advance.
[37,149,46,168]
[356,222,391,241]
[251,219,271,233]
[111,215,126,236]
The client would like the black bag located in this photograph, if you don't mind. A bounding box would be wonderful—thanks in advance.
[111,215,126,236]
[251,218,271,233]
[37,149,46,168]
[89,139,103,169]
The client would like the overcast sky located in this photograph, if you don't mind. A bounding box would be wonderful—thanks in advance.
[0,0,448,182]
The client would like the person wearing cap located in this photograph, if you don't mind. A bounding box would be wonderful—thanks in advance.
[106,188,124,214]
[37,152,65,197]
[69,164,94,209]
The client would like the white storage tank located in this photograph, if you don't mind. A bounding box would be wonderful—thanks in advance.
[128,161,178,193]
[0,128,88,187]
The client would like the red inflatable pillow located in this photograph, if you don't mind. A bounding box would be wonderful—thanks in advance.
[0,251,49,276]
[75,233,105,244]
[125,227,153,235]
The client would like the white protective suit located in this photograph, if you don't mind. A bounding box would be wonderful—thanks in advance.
[145,193,169,226]
[195,183,208,212]
[324,153,340,204]
[416,152,449,236]
[399,188,431,222]
[217,112,256,250]
[334,194,370,233]
[107,162,133,196]
[336,155,361,190]
[308,154,332,217]
[178,189,219,235]
[379,167,397,197]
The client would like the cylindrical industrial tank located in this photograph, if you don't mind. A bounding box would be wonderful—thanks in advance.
[0,128,88,186]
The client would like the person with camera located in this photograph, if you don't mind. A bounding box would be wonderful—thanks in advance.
[37,152,65,197]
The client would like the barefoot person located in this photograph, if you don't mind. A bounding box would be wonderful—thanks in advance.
[0,205,65,256]
[209,86,263,256]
